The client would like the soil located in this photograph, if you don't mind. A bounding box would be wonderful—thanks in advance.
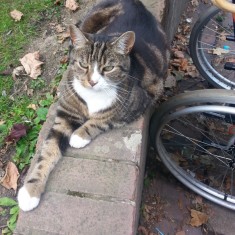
[1,0,234,234]
[139,1,235,235]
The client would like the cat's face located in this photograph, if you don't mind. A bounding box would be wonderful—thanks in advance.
[69,25,135,91]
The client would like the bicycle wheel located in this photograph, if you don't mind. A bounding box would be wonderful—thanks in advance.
[150,89,235,210]
[189,6,235,89]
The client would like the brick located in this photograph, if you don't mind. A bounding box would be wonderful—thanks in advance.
[15,192,135,235]
[46,156,139,199]
[66,128,143,163]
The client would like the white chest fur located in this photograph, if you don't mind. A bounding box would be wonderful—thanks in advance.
[73,78,117,115]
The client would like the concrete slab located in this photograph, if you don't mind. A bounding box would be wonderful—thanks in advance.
[15,192,135,235]
[46,156,139,199]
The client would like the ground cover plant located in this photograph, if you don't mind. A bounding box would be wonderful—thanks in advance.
[0,0,65,233]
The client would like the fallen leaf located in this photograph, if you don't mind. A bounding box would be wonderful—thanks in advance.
[27,104,37,110]
[65,0,79,11]
[57,31,70,43]
[0,162,19,191]
[60,56,69,64]
[174,50,185,59]
[27,88,34,96]
[12,66,25,80]
[212,48,229,56]
[194,195,203,205]
[190,209,209,227]
[19,51,44,79]
[55,24,65,33]
[5,123,28,142]
[10,9,23,21]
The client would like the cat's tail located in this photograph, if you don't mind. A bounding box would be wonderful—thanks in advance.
[79,1,122,34]
[17,117,73,211]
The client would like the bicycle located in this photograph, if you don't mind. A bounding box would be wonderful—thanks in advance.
[150,0,235,210]
[189,0,235,89]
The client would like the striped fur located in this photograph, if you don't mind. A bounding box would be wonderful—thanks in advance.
[18,0,169,211]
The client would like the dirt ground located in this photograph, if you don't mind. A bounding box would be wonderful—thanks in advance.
[139,1,235,235]
[1,0,234,234]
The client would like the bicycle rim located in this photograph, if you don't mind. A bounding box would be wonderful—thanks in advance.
[190,7,235,89]
[151,89,235,210]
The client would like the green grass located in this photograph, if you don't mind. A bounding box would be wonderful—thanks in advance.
[0,1,64,233]
[0,0,62,145]
[0,0,58,69]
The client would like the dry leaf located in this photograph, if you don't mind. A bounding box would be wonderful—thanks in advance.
[190,209,209,227]
[57,31,70,43]
[27,88,34,96]
[5,123,28,142]
[19,51,44,79]
[60,56,69,64]
[10,9,23,21]
[55,24,65,33]
[27,104,37,110]
[12,66,25,80]
[0,162,19,191]
[65,0,79,11]
[174,50,185,59]
[212,48,229,56]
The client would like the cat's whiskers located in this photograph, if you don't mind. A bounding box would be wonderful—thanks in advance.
[106,83,129,95]
[57,87,76,102]
[124,73,142,82]
[104,87,127,112]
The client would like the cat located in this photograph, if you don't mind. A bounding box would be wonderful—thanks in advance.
[17,0,169,211]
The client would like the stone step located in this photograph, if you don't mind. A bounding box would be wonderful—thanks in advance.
[16,192,135,235]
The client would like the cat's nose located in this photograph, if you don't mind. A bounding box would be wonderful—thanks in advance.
[89,80,98,87]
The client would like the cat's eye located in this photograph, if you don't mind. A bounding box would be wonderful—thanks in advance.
[103,66,114,72]
[79,61,88,69]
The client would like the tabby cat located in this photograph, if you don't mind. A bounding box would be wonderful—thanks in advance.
[18,0,169,211]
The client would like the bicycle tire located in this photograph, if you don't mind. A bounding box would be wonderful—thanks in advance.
[150,89,235,210]
[189,6,235,89]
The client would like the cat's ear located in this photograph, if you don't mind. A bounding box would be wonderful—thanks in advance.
[111,31,135,55]
[69,25,89,48]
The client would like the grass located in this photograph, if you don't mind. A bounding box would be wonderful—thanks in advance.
[0,0,64,234]
[0,0,61,145]
[0,0,58,69]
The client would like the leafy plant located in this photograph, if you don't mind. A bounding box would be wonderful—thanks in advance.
[0,197,19,234]
[13,93,54,170]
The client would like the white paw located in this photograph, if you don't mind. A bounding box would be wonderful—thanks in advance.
[69,134,91,148]
[17,186,40,212]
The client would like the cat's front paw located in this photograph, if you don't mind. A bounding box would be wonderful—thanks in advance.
[69,134,91,148]
[17,186,40,212]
